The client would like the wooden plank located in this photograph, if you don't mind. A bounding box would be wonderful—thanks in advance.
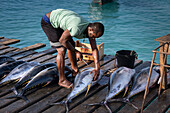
[154,34,170,43]
[20,48,57,62]
[4,43,46,57]
[13,51,37,60]
[0,47,18,55]
[0,38,20,45]
[21,43,46,50]
[0,37,4,39]
[0,45,9,50]
[143,89,170,113]
[27,55,57,63]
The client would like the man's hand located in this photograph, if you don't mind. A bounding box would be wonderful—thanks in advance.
[76,51,83,61]
[90,68,100,81]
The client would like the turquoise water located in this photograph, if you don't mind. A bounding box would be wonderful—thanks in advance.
[0,0,170,62]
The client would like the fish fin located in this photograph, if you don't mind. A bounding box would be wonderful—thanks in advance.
[123,86,129,97]
[126,101,139,110]
[85,83,91,96]
[42,81,51,87]
[122,98,138,110]
[109,98,139,110]
[49,101,65,105]
[11,87,19,95]
[104,102,112,113]
[22,80,30,86]
[2,94,29,103]
[49,100,70,113]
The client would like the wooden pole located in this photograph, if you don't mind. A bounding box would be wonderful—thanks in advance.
[158,43,169,97]
[141,52,156,113]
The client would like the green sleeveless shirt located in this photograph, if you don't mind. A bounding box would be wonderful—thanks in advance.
[50,9,89,39]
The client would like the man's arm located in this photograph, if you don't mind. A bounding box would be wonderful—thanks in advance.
[89,38,100,80]
[59,29,82,60]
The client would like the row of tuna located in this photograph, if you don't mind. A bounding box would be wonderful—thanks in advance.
[0,55,168,113]
[50,66,163,113]
[0,55,64,102]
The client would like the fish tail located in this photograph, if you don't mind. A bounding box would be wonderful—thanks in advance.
[49,100,70,113]
[104,101,112,113]
[1,92,29,103]
[109,98,138,110]
[123,98,138,110]
[65,101,69,113]
[11,87,19,95]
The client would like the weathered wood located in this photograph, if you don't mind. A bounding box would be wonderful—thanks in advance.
[4,43,46,57]
[0,37,4,39]
[0,47,18,55]
[27,55,57,63]
[22,43,46,50]
[143,89,170,113]
[0,45,9,50]
[0,38,20,45]
[13,51,37,60]
[21,49,57,62]
[154,34,170,43]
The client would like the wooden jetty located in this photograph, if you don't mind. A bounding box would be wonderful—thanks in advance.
[0,37,169,113]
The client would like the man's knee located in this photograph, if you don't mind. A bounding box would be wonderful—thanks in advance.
[56,47,66,57]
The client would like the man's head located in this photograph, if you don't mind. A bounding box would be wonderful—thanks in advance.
[88,22,104,38]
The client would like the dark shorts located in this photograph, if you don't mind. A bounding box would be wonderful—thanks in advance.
[41,16,75,48]
[41,17,64,48]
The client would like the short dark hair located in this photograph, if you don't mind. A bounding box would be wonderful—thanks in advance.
[90,22,104,36]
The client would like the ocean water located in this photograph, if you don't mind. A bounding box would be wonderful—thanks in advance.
[0,0,170,63]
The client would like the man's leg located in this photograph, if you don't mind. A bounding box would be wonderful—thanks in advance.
[56,47,73,88]
[67,39,79,76]
[41,18,72,88]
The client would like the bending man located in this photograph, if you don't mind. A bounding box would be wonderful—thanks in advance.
[41,9,104,88]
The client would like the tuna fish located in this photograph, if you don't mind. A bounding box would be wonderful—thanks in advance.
[11,62,57,94]
[0,60,26,80]
[0,55,15,65]
[50,67,104,113]
[2,66,58,102]
[109,67,159,111]
[128,67,159,97]
[0,61,39,86]
[88,67,136,113]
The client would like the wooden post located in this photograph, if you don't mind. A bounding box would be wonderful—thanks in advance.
[154,34,170,90]
[141,52,156,113]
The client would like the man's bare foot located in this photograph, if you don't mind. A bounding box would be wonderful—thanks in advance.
[58,80,73,89]
[72,70,79,77]
[71,68,79,77]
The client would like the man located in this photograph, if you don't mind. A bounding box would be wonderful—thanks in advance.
[41,9,104,88]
